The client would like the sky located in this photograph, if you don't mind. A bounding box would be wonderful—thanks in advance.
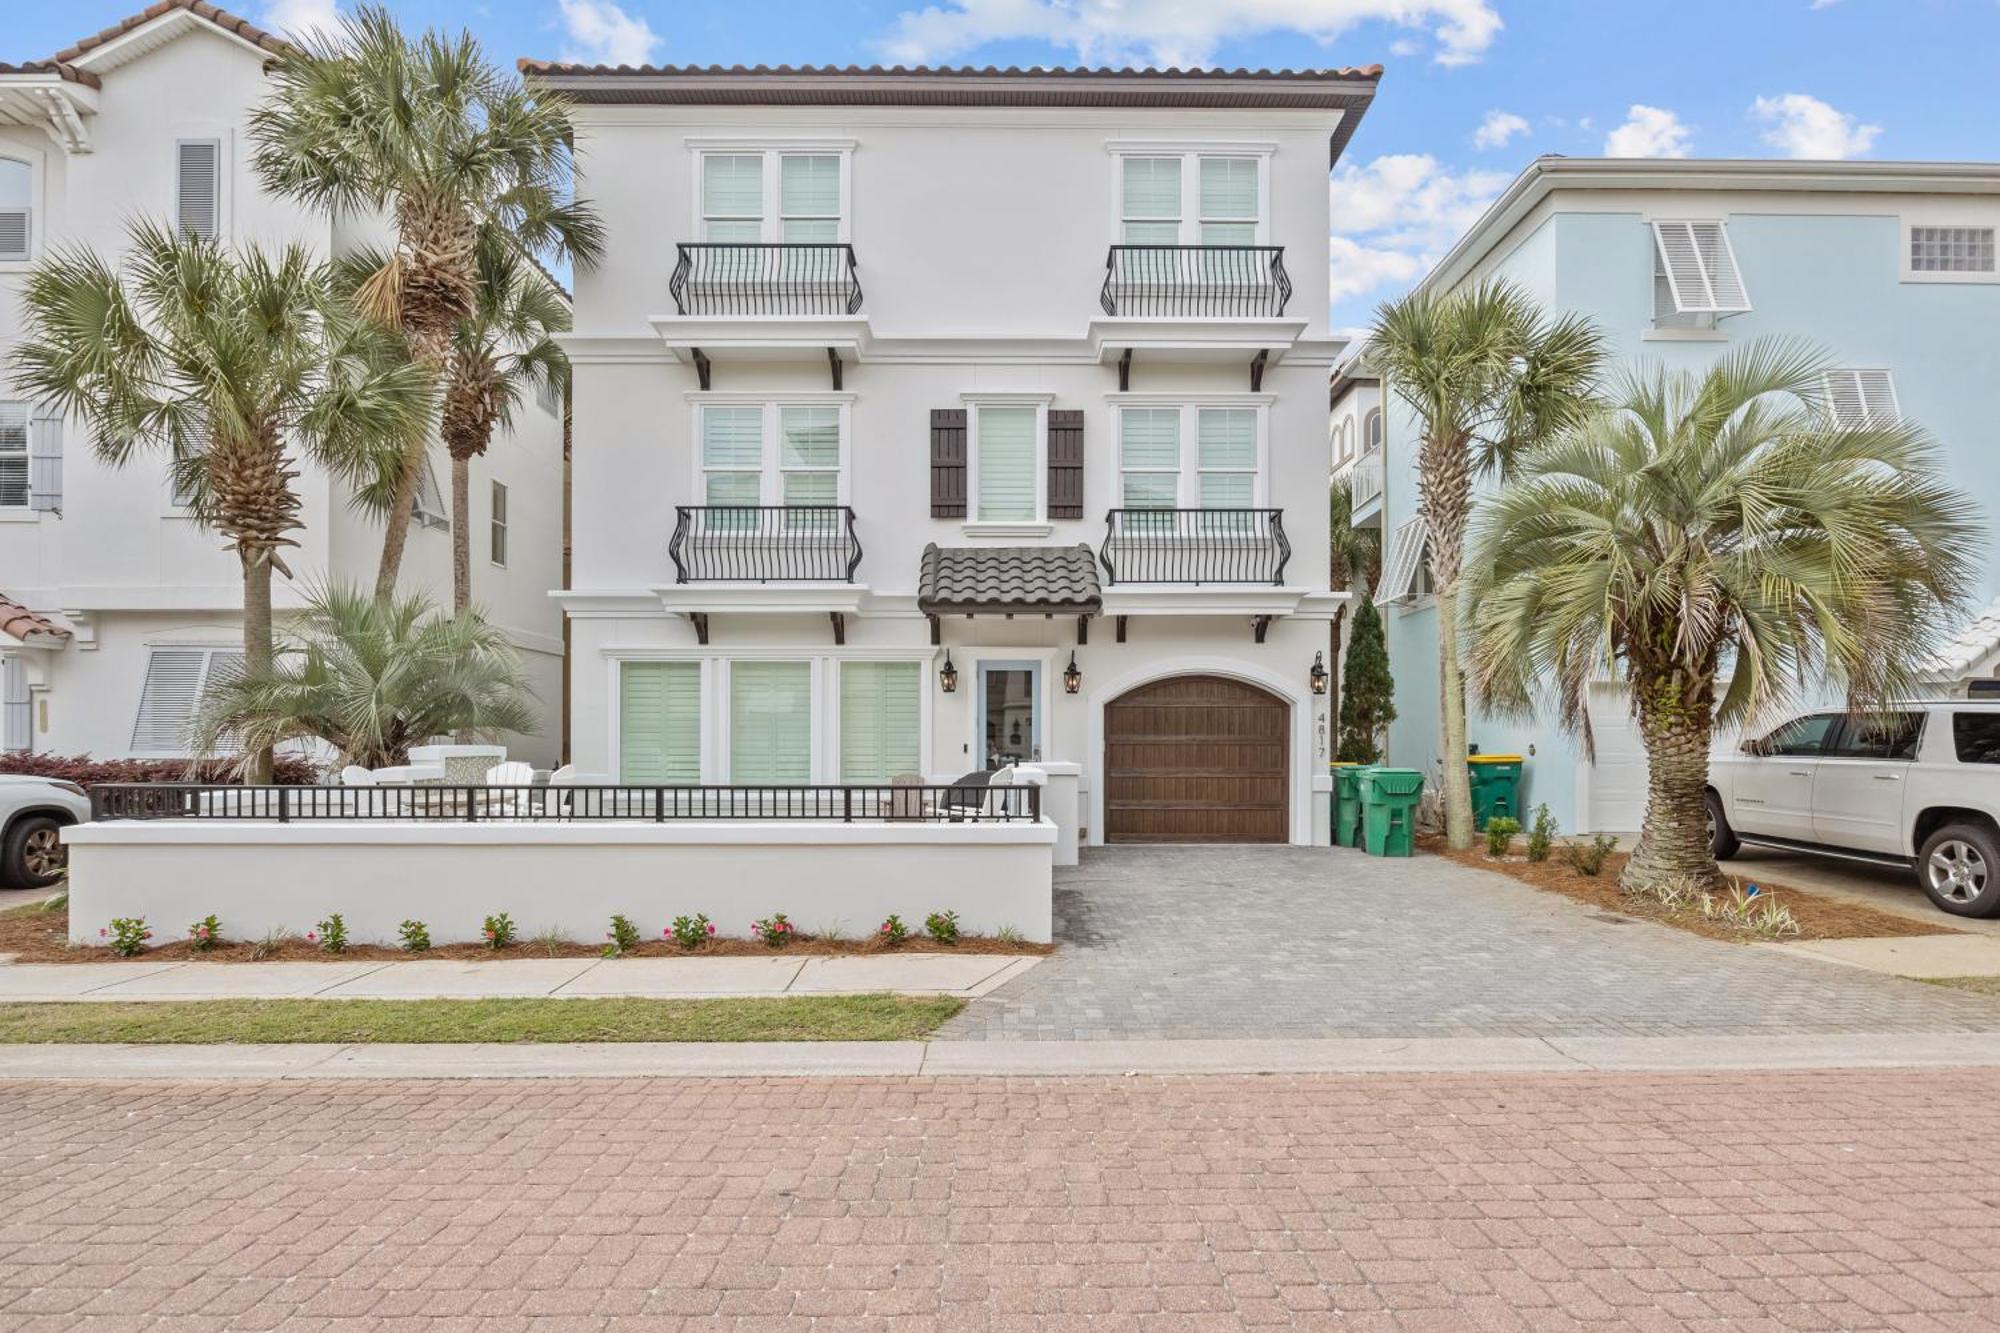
[16,0,2000,331]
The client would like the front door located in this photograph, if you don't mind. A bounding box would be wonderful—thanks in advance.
[1812,711,1922,853]
[977,661,1040,769]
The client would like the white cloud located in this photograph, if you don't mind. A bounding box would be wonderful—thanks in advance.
[1603,104,1692,158]
[1327,153,1510,312]
[261,0,341,39]
[877,0,1502,69]
[1810,0,1839,8]
[1471,109,1529,151]
[1751,92,1880,159]
[557,0,660,67]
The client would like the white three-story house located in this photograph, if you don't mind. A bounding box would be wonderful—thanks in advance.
[530,62,1378,845]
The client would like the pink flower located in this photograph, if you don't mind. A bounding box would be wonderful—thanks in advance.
[706,923,715,934]
[98,928,107,938]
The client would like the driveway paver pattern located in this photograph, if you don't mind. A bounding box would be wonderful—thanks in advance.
[938,846,2000,1040]
[5,1069,2000,1329]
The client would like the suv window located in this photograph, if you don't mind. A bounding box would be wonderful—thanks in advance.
[1829,711,1924,760]
[1953,712,2000,764]
[1761,714,1838,756]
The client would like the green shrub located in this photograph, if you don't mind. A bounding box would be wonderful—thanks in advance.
[398,919,431,952]
[481,913,516,951]
[1562,833,1618,877]
[1526,804,1557,862]
[187,914,222,952]
[102,917,151,957]
[1483,816,1521,858]
[879,914,908,947]
[603,914,640,958]
[312,913,347,954]
[669,914,714,950]
[925,910,960,945]
[751,914,794,948]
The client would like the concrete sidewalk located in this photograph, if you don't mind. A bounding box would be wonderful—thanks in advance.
[0,953,1041,1001]
[6,1029,2000,1080]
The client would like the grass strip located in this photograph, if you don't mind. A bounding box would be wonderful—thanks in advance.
[1917,977,2000,997]
[0,994,963,1044]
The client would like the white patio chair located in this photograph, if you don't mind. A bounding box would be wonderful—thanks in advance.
[545,763,578,820]
[333,765,381,817]
[483,760,535,817]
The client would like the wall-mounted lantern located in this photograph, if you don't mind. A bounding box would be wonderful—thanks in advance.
[939,652,958,693]
[1309,651,1329,696]
[1063,651,1082,695]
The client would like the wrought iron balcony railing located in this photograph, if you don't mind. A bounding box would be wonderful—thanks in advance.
[668,243,864,317]
[1099,245,1292,318]
[1100,508,1291,585]
[669,505,863,584]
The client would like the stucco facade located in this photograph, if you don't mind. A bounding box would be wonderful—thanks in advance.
[0,5,566,764]
[1376,158,2000,834]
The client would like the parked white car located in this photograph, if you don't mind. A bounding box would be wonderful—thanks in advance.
[0,775,93,890]
[1708,701,2000,916]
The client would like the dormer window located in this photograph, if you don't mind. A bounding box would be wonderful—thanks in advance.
[0,157,30,261]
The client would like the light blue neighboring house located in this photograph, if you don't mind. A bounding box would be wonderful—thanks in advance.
[1364,157,2000,835]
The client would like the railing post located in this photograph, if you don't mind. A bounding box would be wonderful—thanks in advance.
[465,786,477,823]
[843,788,853,824]
[655,787,665,823]
[277,785,290,824]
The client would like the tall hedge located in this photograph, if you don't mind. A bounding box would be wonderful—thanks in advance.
[1337,597,1396,764]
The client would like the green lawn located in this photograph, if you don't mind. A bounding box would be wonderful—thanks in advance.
[0,994,964,1044]
[1918,977,2000,997]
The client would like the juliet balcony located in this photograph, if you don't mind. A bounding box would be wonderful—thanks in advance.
[668,506,864,584]
[1099,508,1292,586]
[656,244,868,388]
[1099,244,1292,319]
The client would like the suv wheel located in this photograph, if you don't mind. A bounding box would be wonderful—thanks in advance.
[1705,790,1740,861]
[1,815,68,890]
[1918,823,2000,917]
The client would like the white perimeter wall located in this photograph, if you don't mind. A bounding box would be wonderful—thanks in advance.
[64,821,1056,946]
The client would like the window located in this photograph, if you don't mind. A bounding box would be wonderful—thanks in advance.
[0,157,29,261]
[1119,408,1179,509]
[1821,370,1901,428]
[1198,409,1257,509]
[697,400,847,525]
[131,646,243,755]
[1954,711,2000,764]
[1364,408,1383,453]
[176,140,222,241]
[1759,713,1837,757]
[1829,711,1924,760]
[0,404,26,509]
[619,661,700,783]
[839,661,921,783]
[1651,220,1750,317]
[411,456,448,529]
[1120,156,1181,247]
[1376,515,1431,605]
[1911,226,1995,274]
[1118,152,1263,247]
[489,481,508,567]
[1114,403,1264,512]
[700,149,846,251]
[730,660,811,782]
[972,403,1039,523]
[701,154,763,243]
[1199,157,1258,247]
[168,412,206,510]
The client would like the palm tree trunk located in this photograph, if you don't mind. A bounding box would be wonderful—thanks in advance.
[1436,576,1474,849]
[374,450,422,599]
[1623,670,1724,892]
[450,451,472,614]
[240,553,274,785]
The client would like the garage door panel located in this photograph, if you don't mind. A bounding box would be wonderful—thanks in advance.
[1105,675,1289,843]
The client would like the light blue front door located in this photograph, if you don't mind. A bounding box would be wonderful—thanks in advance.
[977,661,1041,769]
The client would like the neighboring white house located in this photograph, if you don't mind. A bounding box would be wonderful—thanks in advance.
[1376,157,2000,833]
[0,2,568,765]
[527,61,1380,844]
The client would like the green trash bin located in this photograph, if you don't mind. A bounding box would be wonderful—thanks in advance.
[1467,754,1525,830]
[1332,763,1371,848]
[1359,767,1423,857]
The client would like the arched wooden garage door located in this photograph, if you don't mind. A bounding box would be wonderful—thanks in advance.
[1104,675,1289,843]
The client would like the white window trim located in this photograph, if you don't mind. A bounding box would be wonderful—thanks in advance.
[0,148,45,270]
[0,401,28,515]
[689,145,854,245]
[411,454,449,530]
[960,393,1053,535]
[833,658,932,784]
[1106,143,1274,248]
[686,392,854,508]
[1901,220,2000,284]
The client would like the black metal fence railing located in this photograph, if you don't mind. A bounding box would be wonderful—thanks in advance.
[90,783,1042,825]
[669,505,863,583]
[669,243,864,316]
[1100,508,1292,585]
[1099,245,1292,317]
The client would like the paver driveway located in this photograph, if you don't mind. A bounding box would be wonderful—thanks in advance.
[938,846,2000,1040]
[5,1069,2000,1329]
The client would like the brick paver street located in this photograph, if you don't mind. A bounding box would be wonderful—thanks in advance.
[939,847,2000,1039]
[6,1069,2000,1329]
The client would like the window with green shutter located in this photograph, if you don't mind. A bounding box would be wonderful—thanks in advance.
[974,405,1037,522]
[1197,408,1258,508]
[1119,408,1180,510]
[840,661,921,783]
[619,662,702,783]
[731,661,812,782]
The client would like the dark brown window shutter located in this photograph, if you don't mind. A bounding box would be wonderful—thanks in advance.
[930,408,967,518]
[1047,409,1084,520]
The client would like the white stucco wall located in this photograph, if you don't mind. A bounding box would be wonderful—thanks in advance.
[65,820,1057,945]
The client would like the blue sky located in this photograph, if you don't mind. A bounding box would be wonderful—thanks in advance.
[17,0,2000,330]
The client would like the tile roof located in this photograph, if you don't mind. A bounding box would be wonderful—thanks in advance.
[1929,596,2000,678]
[918,543,1103,617]
[0,62,100,89]
[520,60,1382,81]
[52,0,290,64]
[0,594,70,645]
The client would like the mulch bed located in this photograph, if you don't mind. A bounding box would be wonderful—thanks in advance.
[1428,835,1957,944]
[0,903,1051,964]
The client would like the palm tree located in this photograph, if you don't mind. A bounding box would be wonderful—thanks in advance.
[441,243,568,613]
[8,222,429,782]
[1370,280,1607,849]
[1465,339,1980,892]
[249,5,603,597]
[192,583,538,771]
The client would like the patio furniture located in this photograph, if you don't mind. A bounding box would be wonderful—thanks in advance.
[942,768,995,821]
[545,764,578,819]
[339,765,376,786]
[888,772,926,821]
[484,761,536,817]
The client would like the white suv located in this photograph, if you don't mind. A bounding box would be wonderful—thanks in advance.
[1707,701,2000,917]
[0,775,92,890]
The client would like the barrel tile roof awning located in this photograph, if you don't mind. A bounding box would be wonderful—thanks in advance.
[917,543,1103,617]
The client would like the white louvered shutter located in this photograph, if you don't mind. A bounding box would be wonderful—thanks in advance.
[1822,370,1901,428]
[1375,517,1429,606]
[730,661,812,783]
[975,406,1037,522]
[839,661,921,784]
[0,207,27,261]
[176,141,221,240]
[1651,221,1750,314]
[27,403,61,513]
[620,661,701,784]
[131,649,209,753]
